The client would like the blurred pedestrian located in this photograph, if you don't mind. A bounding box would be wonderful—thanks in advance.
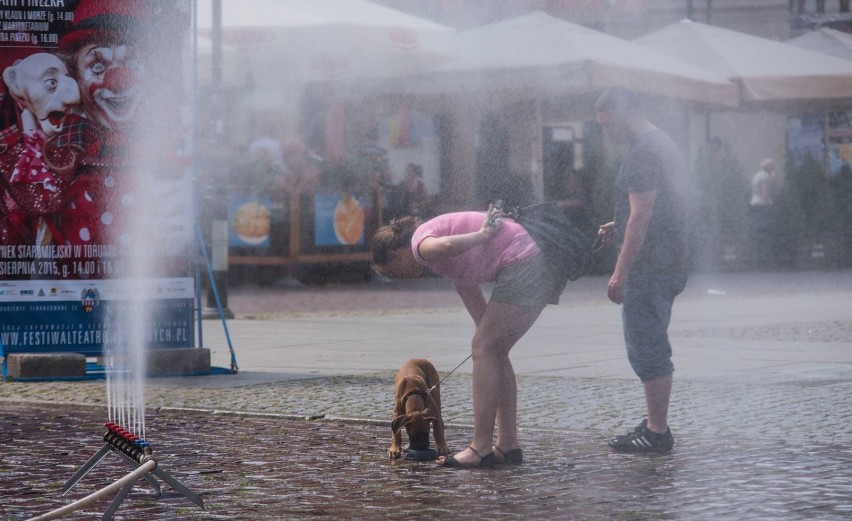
[370,208,567,468]
[400,163,433,218]
[249,121,284,166]
[749,158,776,268]
[595,87,689,453]
[750,158,775,207]
[281,137,321,194]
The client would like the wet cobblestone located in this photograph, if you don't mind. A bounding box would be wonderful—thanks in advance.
[2,271,851,519]
[3,368,851,443]
[2,403,851,520]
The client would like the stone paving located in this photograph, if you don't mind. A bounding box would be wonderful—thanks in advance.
[3,365,852,443]
[2,271,852,519]
[3,402,852,520]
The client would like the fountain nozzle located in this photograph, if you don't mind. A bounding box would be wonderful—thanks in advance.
[103,422,151,463]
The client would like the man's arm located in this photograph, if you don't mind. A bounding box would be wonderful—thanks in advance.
[608,190,655,304]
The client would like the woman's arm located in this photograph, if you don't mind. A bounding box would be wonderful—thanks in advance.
[416,209,502,263]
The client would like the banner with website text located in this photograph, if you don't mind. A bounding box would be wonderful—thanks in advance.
[0,0,195,355]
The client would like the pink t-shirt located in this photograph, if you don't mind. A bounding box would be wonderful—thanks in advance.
[411,212,540,286]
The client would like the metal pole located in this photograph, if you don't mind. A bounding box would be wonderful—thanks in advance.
[203,220,234,319]
[204,0,233,317]
[212,0,222,110]
[193,0,204,348]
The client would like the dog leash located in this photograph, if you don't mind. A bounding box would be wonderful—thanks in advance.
[426,354,472,396]
[591,235,605,254]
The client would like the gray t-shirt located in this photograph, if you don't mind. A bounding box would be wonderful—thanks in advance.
[614,129,688,274]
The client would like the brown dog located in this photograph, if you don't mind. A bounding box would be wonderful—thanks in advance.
[389,358,450,459]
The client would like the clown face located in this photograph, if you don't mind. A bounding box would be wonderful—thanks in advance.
[75,42,145,131]
[2,53,80,134]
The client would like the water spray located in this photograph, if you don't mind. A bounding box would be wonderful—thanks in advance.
[27,421,204,521]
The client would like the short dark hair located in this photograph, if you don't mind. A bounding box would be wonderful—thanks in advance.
[595,86,641,116]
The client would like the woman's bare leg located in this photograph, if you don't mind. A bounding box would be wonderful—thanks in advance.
[442,301,542,465]
[494,357,518,451]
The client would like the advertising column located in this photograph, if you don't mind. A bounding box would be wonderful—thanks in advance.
[0,0,195,356]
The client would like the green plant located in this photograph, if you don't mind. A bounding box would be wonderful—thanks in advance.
[829,164,852,267]
[782,150,830,240]
[689,137,747,270]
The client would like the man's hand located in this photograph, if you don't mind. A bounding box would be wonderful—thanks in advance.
[598,221,615,247]
[607,272,626,304]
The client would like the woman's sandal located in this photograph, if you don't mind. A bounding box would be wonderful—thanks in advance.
[439,446,496,469]
[493,445,523,465]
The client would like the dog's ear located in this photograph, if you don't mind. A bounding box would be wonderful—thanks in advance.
[391,414,411,434]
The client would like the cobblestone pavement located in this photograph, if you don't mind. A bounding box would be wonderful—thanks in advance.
[2,271,852,519]
[3,402,852,521]
[0,404,852,520]
[3,367,852,444]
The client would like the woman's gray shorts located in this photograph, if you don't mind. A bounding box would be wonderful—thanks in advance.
[489,254,566,308]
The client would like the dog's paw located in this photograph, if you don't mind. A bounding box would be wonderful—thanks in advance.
[388,448,402,459]
[436,446,451,457]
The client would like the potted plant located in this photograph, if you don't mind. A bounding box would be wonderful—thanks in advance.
[779,151,834,269]
[690,138,747,272]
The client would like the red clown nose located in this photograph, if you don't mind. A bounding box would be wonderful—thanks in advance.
[102,66,138,93]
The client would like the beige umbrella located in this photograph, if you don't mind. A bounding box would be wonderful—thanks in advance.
[196,0,456,86]
[352,11,738,204]
[635,19,852,105]
[387,11,738,107]
[786,27,852,62]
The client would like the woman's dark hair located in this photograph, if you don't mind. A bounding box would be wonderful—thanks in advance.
[370,216,420,272]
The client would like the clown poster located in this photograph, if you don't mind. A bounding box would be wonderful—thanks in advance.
[0,1,195,356]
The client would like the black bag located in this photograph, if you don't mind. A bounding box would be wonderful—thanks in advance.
[512,202,594,282]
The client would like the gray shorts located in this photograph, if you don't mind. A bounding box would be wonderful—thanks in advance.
[489,254,565,308]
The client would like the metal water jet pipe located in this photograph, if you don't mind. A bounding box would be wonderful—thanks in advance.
[26,457,157,521]
[103,421,152,463]
[55,422,204,518]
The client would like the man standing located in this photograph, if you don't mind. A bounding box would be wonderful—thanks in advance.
[749,158,776,268]
[595,87,689,453]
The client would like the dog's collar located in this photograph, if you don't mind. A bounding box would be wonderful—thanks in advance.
[401,390,429,409]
